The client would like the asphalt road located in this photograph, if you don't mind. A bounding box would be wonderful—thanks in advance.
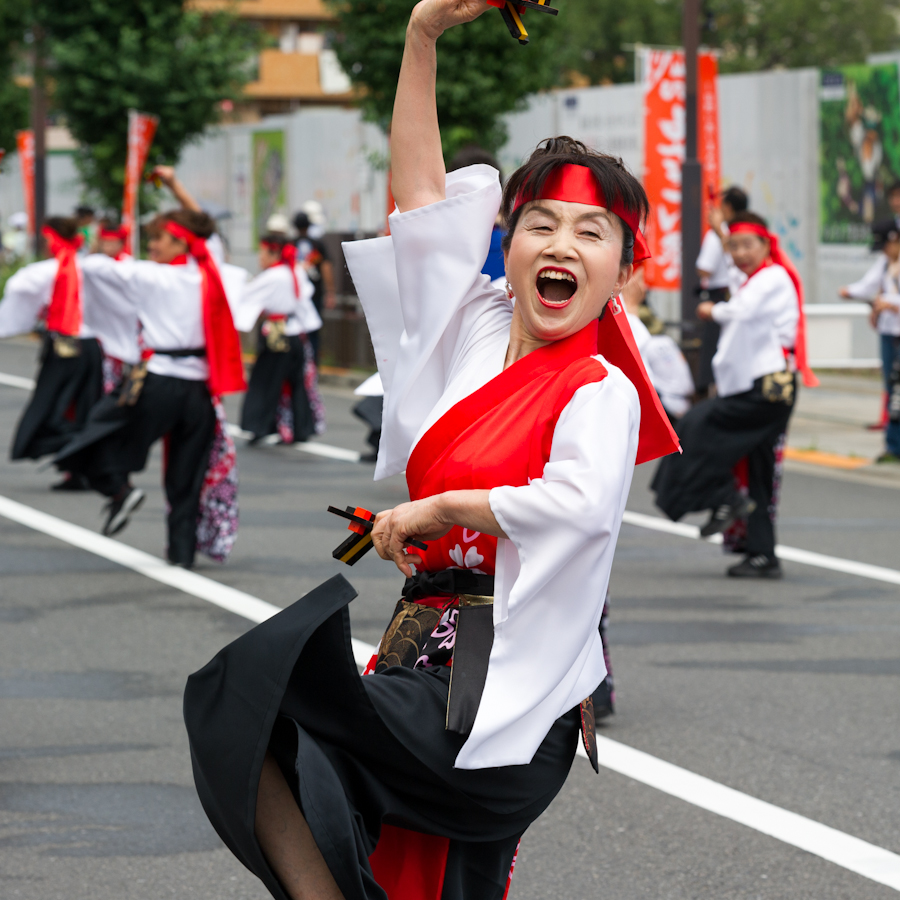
[0,335,898,900]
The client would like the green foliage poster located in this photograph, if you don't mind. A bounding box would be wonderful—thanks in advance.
[253,130,286,244]
[820,64,900,244]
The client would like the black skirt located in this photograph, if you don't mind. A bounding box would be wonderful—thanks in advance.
[11,335,103,460]
[652,375,795,521]
[241,336,315,442]
[183,575,580,900]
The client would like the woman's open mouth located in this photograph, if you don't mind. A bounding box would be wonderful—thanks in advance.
[536,267,577,309]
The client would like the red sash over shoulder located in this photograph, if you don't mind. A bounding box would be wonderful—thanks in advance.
[405,319,607,576]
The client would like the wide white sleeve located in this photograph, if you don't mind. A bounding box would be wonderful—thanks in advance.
[219,263,250,318]
[343,164,505,479]
[455,367,639,769]
[711,275,769,323]
[695,230,723,273]
[294,268,322,333]
[844,258,886,300]
[206,233,226,267]
[80,253,137,297]
[0,259,58,337]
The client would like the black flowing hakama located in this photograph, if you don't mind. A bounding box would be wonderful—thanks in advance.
[240,335,316,442]
[652,375,795,556]
[11,335,103,460]
[55,371,216,564]
[183,575,579,900]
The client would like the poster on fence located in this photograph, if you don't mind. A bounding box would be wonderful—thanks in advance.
[819,63,900,244]
[642,49,720,290]
[253,130,286,244]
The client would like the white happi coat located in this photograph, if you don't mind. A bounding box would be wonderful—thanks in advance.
[343,165,640,770]
[710,264,799,398]
[233,263,321,336]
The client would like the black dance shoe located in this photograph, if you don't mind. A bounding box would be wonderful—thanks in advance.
[101,487,145,537]
[727,554,782,579]
[699,496,756,538]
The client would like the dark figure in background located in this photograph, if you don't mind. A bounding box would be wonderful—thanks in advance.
[293,212,336,364]
[695,186,749,397]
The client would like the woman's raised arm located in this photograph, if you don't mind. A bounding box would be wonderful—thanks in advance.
[390,0,490,212]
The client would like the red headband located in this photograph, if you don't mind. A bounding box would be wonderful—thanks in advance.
[161,220,246,396]
[261,240,300,297]
[513,164,650,262]
[728,222,769,241]
[728,221,818,388]
[100,226,129,242]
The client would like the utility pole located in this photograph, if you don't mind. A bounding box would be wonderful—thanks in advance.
[680,0,702,334]
[31,25,47,258]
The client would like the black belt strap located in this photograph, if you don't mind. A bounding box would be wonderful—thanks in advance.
[402,570,494,601]
[152,347,207,358]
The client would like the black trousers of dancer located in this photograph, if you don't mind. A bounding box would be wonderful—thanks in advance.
[241,335,315,442]
[58,373,216,565]
[11,335,103,460]
[652,375,795,557]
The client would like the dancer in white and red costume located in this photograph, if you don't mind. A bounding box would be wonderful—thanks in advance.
[184,0,678,897]
[236,232,325,443]
[0,218,138,479]
[653,212,818,578]
[56,168,248,566]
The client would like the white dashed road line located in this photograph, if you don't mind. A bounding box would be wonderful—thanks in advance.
[0,492,899,892]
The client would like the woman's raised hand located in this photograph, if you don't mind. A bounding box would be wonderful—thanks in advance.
[410,0,491,40]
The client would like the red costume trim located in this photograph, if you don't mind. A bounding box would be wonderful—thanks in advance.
[513,163,650,262]
[42,227,83,337]
[261,240,300,298]
[164,221,246,395]
[728,222,818,388]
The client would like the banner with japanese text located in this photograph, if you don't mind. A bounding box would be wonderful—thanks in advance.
[15,130,35,239]
[122,110,159,256]
[642,50,719,290]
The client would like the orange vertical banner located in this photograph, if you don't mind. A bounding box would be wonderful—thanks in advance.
[642,50,720,289]
[642,50,686,290]
[698,53,720,235]
[15,130,35,240]
[122,109,159,256]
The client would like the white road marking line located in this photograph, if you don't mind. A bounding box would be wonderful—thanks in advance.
[1,494,899,891]
[622,511,900,587]
[1,371,896,584]
[0,372,36,390]
[225,423,362,463]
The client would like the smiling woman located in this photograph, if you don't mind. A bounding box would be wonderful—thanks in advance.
[183,1,678,898]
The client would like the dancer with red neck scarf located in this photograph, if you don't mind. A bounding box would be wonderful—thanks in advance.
[184,1,680,898]
[55,167,249,567]
[0,216,133,484]
[653,211,818,579]
[234,232,325,444]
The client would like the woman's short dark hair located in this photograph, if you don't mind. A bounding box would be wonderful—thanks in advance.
[729,211,769,231]
[44,216,79,240]
[721,186,749,212]
[259,232,290,249]
[500,136,649,266]
[147,208,216,240]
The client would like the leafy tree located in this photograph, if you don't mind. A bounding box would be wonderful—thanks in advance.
[553,0,681,86]
[0,0,29,152]
[704,0,900,73]
[35,0,262,209]
[327,0,562,159]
